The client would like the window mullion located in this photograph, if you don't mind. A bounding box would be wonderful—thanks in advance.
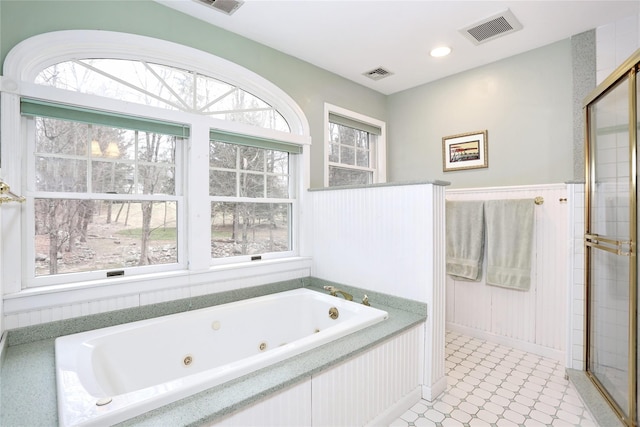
[133,131,139,194]
[235,146,241,198]
[192,71,197,111]
[140,61,192,112]
[87,124,94,193]
[263,154,267,198]
[185,120,211,271]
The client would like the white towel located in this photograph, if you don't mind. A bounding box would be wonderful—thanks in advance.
[485,199,534,290]
[446,200,485,281]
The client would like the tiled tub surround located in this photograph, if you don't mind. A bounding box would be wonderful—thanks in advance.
[0,278,427,426]
[391,331,598,427]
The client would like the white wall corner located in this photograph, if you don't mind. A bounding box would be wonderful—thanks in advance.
[421,376,447,402]
[566,183,578,369]
[568,183,586,371]
[420,184,447,402]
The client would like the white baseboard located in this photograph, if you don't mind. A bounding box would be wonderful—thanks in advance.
[421,376,448,402]
[447,323,565,363]
[365,386,421,427]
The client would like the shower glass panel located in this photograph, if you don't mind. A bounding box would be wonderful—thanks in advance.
[587,75,632,420]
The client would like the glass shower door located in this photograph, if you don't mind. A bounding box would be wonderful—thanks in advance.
[585,69,637,426]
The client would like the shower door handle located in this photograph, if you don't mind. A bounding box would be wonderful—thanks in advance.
[585,233,633,256]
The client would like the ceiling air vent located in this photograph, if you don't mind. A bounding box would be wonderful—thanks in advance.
[193,0,244,15]
[460,9,522,45]
[363,67,393,81]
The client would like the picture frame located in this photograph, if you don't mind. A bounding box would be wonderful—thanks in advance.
[442,130,488,172]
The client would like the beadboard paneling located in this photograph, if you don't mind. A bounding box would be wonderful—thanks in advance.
[207,379,312,427]
[446,184,569,359]
[308,184,437,303]
[311,326,421,427]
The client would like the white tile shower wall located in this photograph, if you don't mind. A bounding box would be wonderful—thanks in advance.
[596,13,640,84]
[445,184,569,362]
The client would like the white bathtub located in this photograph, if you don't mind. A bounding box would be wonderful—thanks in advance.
[54,288,388,426]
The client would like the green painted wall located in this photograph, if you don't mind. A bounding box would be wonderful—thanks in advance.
[0,0,388,188]
[387,39,573,188]
[1,1,577,190]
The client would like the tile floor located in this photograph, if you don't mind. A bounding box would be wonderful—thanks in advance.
[390,330,597,427]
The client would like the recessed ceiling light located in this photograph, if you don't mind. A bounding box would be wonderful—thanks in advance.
[430,46,452,58]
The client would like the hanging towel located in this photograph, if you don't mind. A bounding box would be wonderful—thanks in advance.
[485,199,535,290]
[446,200,485,281]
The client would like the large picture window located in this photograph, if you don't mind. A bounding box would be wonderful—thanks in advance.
[2,31,309,289]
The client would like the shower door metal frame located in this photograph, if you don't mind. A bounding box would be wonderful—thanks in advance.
[584,49,639,427]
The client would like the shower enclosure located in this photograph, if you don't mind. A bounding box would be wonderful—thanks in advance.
[585,48,639,427]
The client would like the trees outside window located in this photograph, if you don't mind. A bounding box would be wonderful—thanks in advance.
[209,140,292,259]
[31,116,180,276]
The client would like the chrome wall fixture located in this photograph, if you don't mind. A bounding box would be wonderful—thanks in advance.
[0,180,25,205]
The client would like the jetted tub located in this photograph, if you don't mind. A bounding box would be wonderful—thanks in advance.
[54,288,388,426]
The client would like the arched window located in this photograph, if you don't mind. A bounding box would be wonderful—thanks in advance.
[35,59,291,132]
[1,30,310,289]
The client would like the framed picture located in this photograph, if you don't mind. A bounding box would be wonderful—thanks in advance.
[442,130,488,172]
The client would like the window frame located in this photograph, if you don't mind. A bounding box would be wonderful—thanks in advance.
[208,134,298,265]
[1,30,311,293]
[24,111,187,286]
[323,103,386,187]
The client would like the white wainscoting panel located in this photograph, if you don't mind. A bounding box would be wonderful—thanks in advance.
[207,379,312,427]
[206,326,422,427]
[307,183,447,399]
[308,183,440,303]
[311,326,421,427]
[446,184,569,361]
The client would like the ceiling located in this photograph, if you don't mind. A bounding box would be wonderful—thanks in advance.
[157,0,640,95]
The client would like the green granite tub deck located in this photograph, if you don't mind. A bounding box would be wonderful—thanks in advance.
[0,278,427,427]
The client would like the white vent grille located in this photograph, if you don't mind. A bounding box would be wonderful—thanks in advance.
[193,0,244,15]
[460,9,522,45]
[363,67,393,81]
